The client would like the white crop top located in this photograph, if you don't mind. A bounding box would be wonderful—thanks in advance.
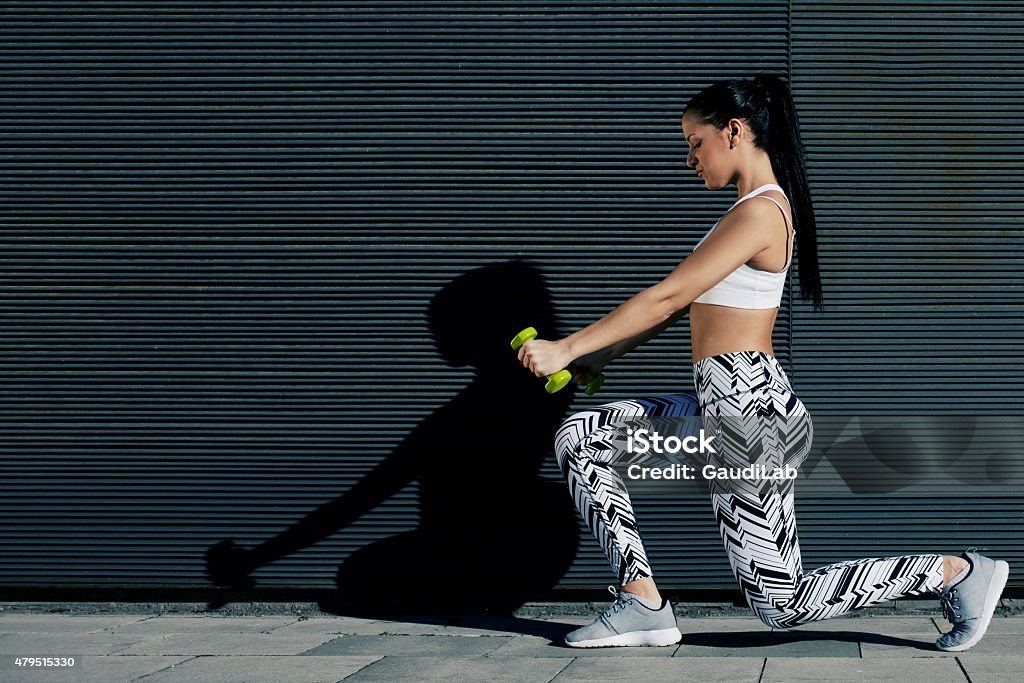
[691,183,793,309]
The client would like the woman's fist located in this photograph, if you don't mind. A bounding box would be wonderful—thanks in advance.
[517,338,574,378]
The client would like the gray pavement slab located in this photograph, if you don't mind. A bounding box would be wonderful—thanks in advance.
[760,656,967,681]
[141,654,383,683]
[0,615,147,633]
[115,632,342,656]
[343,655,571,682]
[674,617,775,634]
[551,657,763,681]
[486,634,678,657]
[957,654,1024,683]
[361,616,571,639]
[781,617,941,636]
[936,616,1024,634]
[107,616,298,635]
[0,632,148,655]
[301,634,512,657]
[860,633,1020,658]
[261,617,409,636]
[675,630,860,658]
[0,655,192,683]
[1,607,1023,682]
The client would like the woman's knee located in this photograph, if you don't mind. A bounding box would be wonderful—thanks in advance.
[554,405,627,470]
[743,593,797,630]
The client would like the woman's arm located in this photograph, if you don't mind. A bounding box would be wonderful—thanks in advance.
[602,305,690,362]
[567,306,689,384]
[518,199,779,377]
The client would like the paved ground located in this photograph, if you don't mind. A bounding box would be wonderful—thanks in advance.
[0,601,1022,682]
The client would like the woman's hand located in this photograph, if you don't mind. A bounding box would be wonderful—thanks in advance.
[517,338,576,378]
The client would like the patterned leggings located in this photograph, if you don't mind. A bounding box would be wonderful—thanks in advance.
[554,350,944,629]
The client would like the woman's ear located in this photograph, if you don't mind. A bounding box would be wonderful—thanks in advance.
[728,119,742,149]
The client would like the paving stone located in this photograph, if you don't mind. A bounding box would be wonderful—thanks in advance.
[0,632,147,655]
[344,655,570,682]
[0,615,147,634]
[1,610,1022,681]
[761,656,967,681]
[782,617,940,636]
[552,656,762,681]
[676,618,776,634]
[957,654,1024,682]
[108,616,298,635]
[141,654,382,682]
[0,654,192,683]
[363,616,569,638]
[486,634,677,657]
[114,632,341,656]
[935,617,1024,635]
[981,618,1024,635]
[675,629,859,658]
[264,617,401,636]
[860,634,1021,657]
[300,634,512,657]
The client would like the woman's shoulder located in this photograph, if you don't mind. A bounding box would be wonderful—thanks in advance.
[727,189,792,232]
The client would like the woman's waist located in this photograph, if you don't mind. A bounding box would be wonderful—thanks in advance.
[688,304,777,365]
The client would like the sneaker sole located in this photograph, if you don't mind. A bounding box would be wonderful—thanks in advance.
[937,560,1009,652]
[565,626,682,648]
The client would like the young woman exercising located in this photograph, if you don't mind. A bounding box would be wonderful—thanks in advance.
[517,74,1008,651]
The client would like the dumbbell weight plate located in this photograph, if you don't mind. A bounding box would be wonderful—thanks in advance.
[509,327,537,350]
[585,373,606,396]
[545,370,572,393]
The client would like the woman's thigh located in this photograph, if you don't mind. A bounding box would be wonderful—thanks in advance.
[554,393,700,471]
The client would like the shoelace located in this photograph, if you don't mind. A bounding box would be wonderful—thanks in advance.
[599,585,632,621]
[939,586,962,624]
[939,549,976,624]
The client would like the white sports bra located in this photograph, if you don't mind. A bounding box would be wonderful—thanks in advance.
[691,183,793,310]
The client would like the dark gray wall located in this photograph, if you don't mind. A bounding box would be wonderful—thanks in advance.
[789,0,1024,579]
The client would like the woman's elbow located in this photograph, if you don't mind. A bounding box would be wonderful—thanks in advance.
[648,286,690,320]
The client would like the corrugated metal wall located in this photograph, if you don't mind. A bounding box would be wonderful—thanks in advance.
[789,0,1024,584]
[1,1,1020,599]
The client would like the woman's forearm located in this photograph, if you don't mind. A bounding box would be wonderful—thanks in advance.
[563,287,679,360]
[604,305,689,361]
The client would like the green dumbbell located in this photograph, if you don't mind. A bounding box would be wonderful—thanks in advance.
[510,327,605,395]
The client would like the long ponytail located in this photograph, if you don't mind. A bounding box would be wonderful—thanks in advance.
[685,74,823,309]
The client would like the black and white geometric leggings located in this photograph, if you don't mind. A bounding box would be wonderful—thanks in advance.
[554,350,944,629]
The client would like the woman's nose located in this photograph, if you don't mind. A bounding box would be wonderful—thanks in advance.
[686,150,697,168]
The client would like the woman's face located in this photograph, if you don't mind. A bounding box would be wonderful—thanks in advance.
[681,112,734,190]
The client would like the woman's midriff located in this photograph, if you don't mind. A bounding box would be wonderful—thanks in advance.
[689,301,778,364]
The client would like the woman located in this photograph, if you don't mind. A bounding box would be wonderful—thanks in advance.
[517,74,1008,651]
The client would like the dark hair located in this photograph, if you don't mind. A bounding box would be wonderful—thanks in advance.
[684,74,823,309]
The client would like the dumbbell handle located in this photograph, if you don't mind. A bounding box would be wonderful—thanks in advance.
[510,327,605,395]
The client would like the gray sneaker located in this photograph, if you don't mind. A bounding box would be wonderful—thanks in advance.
[564,586,681,648]
[936,550,1009,652]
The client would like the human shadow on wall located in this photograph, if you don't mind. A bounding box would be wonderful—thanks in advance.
[205,259,580,617]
